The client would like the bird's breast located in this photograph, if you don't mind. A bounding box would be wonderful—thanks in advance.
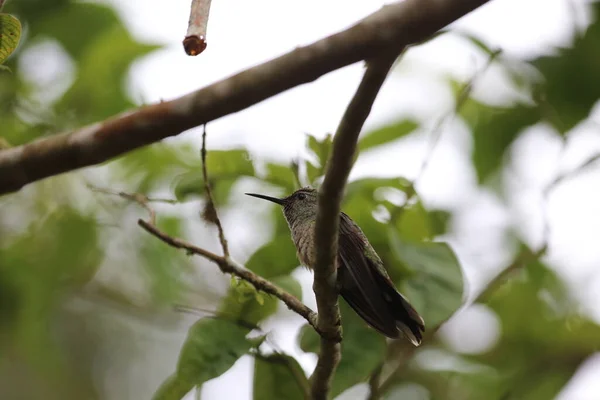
[291,221,316,269]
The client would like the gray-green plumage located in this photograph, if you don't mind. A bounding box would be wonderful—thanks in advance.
[246,187,425,345]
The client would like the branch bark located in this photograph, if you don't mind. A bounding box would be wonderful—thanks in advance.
[0,0,491,196]
[310,55,397,400]
[201,125,230,257]
[137,219,318,330]
[183,0,212,55]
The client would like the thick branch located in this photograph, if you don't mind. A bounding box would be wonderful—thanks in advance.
[310,56,397,400]
[137,219,318,329]
[0,0,491,196]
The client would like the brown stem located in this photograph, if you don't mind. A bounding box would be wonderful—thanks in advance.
[183,0,212,55]
[137,219,318,329]
[200,125,230,256]
[310,54,398,400]
[0,0,491,196]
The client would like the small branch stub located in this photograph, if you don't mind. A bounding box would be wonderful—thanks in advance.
[184,0,212,55]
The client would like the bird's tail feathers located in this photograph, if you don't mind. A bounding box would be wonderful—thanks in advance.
[376,274,425,346]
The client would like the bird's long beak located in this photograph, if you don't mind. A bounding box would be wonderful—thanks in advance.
[245,192,285,205]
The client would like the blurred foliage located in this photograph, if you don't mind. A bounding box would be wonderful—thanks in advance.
[153,318,255,400]
[358,119,418,152]
[1,1,600,400]
[299,301,387,398]
[253,353,308,400]
[461,1,600,183]
[390,237,464,328]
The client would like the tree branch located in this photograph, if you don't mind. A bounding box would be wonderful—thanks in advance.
[138,219,318,329]
[310,55,397,400]
[183,0,212,55]
[87,184,177,225]
[201,125,230,257]
[0,0,491,196]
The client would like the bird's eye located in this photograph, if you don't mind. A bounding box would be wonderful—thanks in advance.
[297,193,306,200]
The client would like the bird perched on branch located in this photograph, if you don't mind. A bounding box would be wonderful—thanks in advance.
[246,187,425,345]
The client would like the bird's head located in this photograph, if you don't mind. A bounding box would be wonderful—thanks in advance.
[245,187,318,225]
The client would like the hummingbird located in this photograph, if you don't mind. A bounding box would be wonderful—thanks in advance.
[246,187,425,345]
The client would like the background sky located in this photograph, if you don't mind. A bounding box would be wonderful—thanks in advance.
[83,0,600,398]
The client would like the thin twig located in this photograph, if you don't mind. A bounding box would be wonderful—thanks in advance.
[545,153,600,191]
[368,340,421,400]
[87,184,177,225]
[478,150,600,302]
[475,247,545,303]
[201,125,230,257]
[367,363,384,400]
[0,0,491,196]
[414,49,502,183]
[183,0,212,55]
[388,49,500,225]
[137,219,318,329]
[89,185,317,329]
[310,54,398,400]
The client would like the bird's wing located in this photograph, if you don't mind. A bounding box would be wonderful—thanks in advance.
[337,213,399,337]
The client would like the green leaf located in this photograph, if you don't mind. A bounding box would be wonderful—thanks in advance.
[262,163,297,192]
[140,226,186,305]
[152,375,194,400]
[272,275,302,300]
[57,24,159,122]
[298,302,387,398]
[306,133,332,184]
[298,324,319,354]
[394,200,433,243]
[245,235,299,278]
[429,209,452,236]
[153,318,255,399]
[0,13,21,64]
[219,275,302,326]
[460,97,540,183]
[0,136,11,149]
[533,4,600,134]
[465,260,600,400]
[174,149,254,201]
[342,177,415,279]
[389,236,464,328]
[176,318,252,389]
[0,209,101,370]
[454,31,499,57]
[331,302,387,397]
[253,353,307,400]
[344,177,412,201]
[116,143,197,191]
[358,119,419,152]
[31,3,121,59]
[484,260,600,350]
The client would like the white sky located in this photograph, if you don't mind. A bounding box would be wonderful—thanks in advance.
[86,0,600,399]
